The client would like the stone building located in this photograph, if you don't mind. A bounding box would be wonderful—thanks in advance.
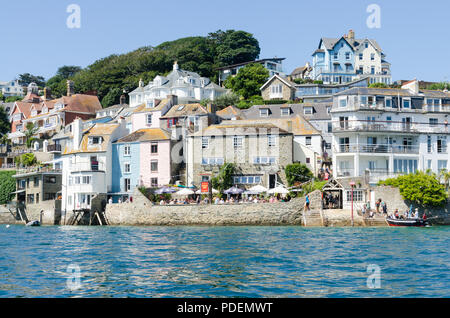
[186,121,293,189]
[260,75,296,101]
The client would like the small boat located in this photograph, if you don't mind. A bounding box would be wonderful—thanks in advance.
[25,220,41,227]
[386,217,431,227]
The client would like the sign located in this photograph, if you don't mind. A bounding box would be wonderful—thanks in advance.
[201,182,209,193]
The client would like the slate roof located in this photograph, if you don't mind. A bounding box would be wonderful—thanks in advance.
[160,103,208,119]
[216,105,244,120]
[319,37,382,52]
[115,128,171,143]
[242,102,332,121]
[63,123,120,154]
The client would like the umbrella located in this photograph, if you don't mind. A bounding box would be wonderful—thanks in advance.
[249,185,268,193]
[175,188,195,196]
[195,188,219,194]
[223,186,244,195]
[154,186,177,194]
[268,186,290,194]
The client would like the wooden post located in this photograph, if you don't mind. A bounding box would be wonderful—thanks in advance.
[95,211,103,226]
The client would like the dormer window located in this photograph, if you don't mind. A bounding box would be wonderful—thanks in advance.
[146,100,154,108]
[54,103,64,111]
[281,108,290,116]
[31,110,38,117]
[88,136,102,145]
[189,78,196,85]
[260,109,269,117]
[304,106,313,115]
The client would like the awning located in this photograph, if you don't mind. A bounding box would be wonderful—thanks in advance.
[10,190,25,194]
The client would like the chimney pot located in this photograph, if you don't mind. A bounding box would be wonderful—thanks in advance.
[67,80,74,97]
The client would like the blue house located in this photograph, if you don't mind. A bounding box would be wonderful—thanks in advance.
[110,140,141,203]
[312,36,355,85]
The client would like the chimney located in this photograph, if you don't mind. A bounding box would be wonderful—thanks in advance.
[173,61,179,71]
[44,87,51,100]
[348,29,355,40]
[73,117,83,151]
[139,78,144,88]
[67,80,75,97]
[206,103,216,114]
[120,94,126,105]
[287,121,293,133]
[167,94,178,106]
[401,79,419,94]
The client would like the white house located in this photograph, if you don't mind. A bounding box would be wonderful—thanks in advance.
[331,80,450,184]
[0,79,23,97]
[128,62,227,107]
[59,118,128,214]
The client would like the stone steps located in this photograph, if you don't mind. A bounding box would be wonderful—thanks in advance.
[303,210,323,227]
[364,217,388,227]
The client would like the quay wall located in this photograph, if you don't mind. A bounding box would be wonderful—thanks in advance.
[105,188,323,226]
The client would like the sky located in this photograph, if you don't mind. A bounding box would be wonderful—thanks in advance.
[0,0,449,83]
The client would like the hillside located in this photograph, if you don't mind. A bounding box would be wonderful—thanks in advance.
[46,30,260,107]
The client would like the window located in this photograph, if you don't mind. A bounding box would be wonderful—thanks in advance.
[271,84,282,94]
[339,98,347,107]
[347,190,363,202]
[151,143,158,154]
[233,136,243,149]
[345,52,350,60]
[403,99,411,109]
[306,158,310,164]
[394,159,418,174]
[327,122,332,133]
[260,109,269,117]
[151,160,158,172]
[334,53,338,59]
[438,160,448,172]
[365,42,369,48]
[429,118,438,127]
[306,136,312,146]
[427,136,432,153]
[437,136,447,153]
[34,177,39,187]
[370,66,375,74]
[151,178,158,187]
[281,108,290,116]
[385,98,392,108]
[124,178,131,192]
[371,53,375,61]
[253,157,276,164]
[45,176,56,184]
[202,137,209,149]
[89,136,102,145]
[202,158,224,165]
[146,114,152,126]
[124,145,131,156]
[359,53,363,60]
[82,176,91,184]
[233,176,262,184]
[68,196,72,206]
[360,96,367,105]
[304,106,313,115]
[268,135,277,147]
[124,163,131,173]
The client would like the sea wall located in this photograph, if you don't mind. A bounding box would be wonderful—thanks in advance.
[105,188,323,226]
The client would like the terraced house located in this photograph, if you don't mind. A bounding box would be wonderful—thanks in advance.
[331,80,450,183]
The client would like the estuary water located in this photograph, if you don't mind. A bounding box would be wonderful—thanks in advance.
[0,225,448,298]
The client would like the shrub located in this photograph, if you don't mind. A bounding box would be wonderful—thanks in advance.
[378,172,447,207]
[0,171,16,204]
[285,163,313,187]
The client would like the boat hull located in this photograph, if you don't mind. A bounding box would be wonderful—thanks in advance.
[387,218,430,227]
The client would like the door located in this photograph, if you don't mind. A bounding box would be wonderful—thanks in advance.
[402,117,411,131]
[269,175,276,189]
[339,137,350,152]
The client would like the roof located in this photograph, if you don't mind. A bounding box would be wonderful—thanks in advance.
[63,123,120,154]
[216,58,286,71]
[242,102,332,121]
[115,128,171,143]
[160,103,208,119]
[334,87,450,98]
[193,121,290,137]
[132,98,171,114]
[318,36,382,52]
[96,103,128,113]
[260,74,297,91]
[216,105,244,120]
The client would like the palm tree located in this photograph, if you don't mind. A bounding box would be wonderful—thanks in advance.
[439,169,450,192]
[24,122,38,148]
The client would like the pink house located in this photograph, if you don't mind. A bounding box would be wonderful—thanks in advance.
[131,95,177,133]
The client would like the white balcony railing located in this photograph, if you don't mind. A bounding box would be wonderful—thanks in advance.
[336,143,420,154]
[332,120,450,134]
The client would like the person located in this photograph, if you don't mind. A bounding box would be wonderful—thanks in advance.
[381,200,387,214]
[362,203,367,216]
[160,199,165,205]
[422,213,427,220]
[118,198,122,204]
[394,209,399,219]
[375,199,381,213]
[414,208,419,219]
[214,197,220,205]
[108,197,113,205]
[445,119,448,132]
[305,194,310,212]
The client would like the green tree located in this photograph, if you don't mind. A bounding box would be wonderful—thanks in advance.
[101,88,123,107]
[200,92,240,108]
[378,172,447,207]
[224,63,269,99]
[20,153,37,167]
[56,65,82,78]
[0,171,16,204]
[428,82,450,91]
[24,122,38,148]
[285,163,314,187]
[211,163,235,193]
[0,108,10,135]
[369,82,388,88]
[208,30,260,66]
[18,73,46,88]
[5,96,22,103]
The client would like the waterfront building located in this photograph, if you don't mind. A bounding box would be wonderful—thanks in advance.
[110,128,174,202]
[128,62,226,107]
[59,118,128,212]
[331,80,450,183]
[0,79,23,97]
[241,103,332,165]
[186,121,293,189]
[12,168,62,207]
[217,58,285,86]
[311,30,391,85]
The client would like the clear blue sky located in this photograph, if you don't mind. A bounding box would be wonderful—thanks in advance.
[0,0,449,83]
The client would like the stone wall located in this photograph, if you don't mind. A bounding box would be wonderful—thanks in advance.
[25,200,61,225]
[104,188,323,226]
[261,77,295,101]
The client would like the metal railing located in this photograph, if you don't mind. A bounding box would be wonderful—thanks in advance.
[47,144,62,152]
[332,120,450,134]
[336,143,419,154]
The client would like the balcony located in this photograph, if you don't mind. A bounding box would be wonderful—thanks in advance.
[336,143,419,154]
[332,120,447,134]
[47,144,62,153]
[69,162,106,173]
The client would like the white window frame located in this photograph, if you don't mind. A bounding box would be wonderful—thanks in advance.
[124,145,131,156]
[202,137,209,149]
[304,106,313,115]
[146,114,152,126]
[124,162,131,174]
[233,136,243,149]
[260,109,269,117]
[268,135,277,147]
